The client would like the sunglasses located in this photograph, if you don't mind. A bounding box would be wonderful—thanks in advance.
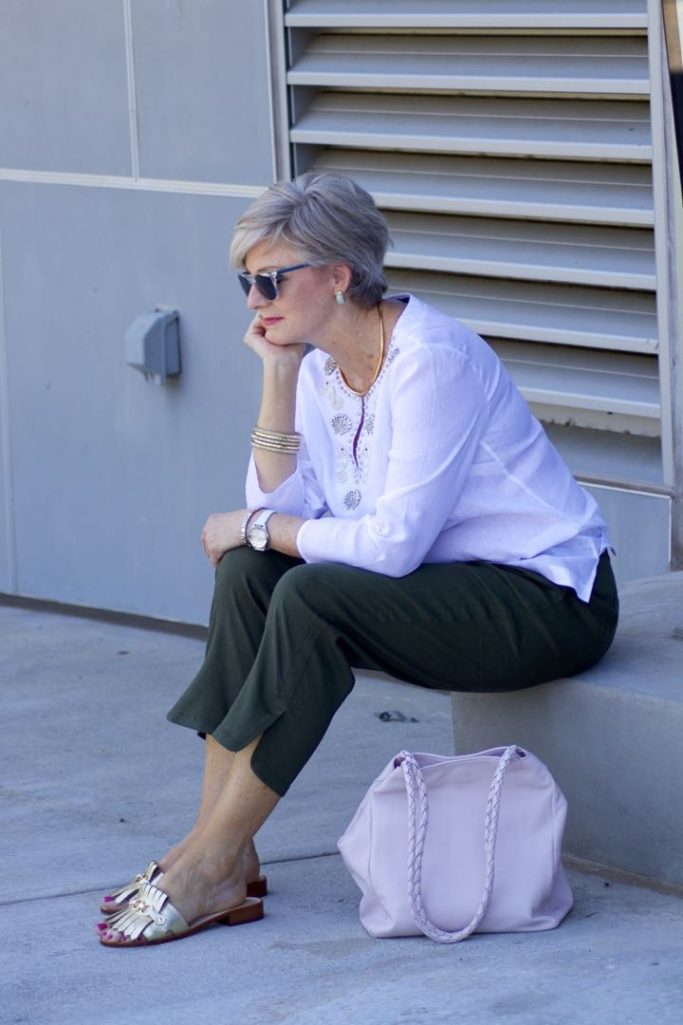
[237,262,311,301]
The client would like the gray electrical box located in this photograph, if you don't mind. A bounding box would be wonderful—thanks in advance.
[125,309,180,383]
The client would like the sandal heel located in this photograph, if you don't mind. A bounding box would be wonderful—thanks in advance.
[246,876,268,899]
[221,898,264,927]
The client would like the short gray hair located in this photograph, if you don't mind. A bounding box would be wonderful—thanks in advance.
[230,172,391,309]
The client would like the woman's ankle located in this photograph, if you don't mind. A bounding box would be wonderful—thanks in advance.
[242,839,261,882]
[158,824,203,872]
[158,851,248,925]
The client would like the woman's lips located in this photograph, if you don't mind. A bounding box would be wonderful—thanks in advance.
[261,317,283,327]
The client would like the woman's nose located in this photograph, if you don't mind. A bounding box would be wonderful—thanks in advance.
[247,284,268,310]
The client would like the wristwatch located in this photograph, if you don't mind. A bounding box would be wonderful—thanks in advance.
[247,508,275,551]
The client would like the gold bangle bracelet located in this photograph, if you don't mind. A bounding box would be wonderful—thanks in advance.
[251,440,300,454]
[251,426,301,452]
[252,425,300,445]
[251,433,300,446]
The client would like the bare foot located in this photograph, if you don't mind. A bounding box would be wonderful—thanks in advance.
[156,850,248,926]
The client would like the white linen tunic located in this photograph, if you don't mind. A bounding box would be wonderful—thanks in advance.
[246,294,610,602]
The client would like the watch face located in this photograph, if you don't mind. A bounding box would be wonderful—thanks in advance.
[250,524,269,551]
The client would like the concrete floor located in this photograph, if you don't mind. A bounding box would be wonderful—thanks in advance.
[1,603,681,1025]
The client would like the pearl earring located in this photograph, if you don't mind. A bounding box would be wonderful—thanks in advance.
[335,290,346,306]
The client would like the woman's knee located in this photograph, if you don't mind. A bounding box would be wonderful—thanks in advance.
[269,562,361,622]
[212,547,290,606]
[213,546,257,597]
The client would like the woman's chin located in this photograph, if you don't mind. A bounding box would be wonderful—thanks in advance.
[264,326,301,348]
[261,320,285,340]
[264,330,291,346]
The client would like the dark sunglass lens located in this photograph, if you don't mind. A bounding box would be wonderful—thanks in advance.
[237,273,252,297]
[255,275,277,301]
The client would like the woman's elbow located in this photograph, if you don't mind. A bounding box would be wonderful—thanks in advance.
[365,539,423,578]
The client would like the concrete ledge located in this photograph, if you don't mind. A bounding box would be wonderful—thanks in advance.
[452,571,683,888]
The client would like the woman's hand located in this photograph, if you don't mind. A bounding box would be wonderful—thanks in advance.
[243,313,305,368]
[200,510,247,567]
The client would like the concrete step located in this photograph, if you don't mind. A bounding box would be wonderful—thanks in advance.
[451,571,683,888]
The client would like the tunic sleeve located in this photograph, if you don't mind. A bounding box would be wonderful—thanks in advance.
[245,435,328,521]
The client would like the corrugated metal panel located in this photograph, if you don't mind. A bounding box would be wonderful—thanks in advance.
[283,0,659,482]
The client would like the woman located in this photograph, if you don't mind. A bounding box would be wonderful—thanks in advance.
[98,173,618,947]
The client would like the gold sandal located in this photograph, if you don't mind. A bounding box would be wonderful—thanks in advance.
[100,861,161,915]
[98,882,264,947]
[100,862,267,915]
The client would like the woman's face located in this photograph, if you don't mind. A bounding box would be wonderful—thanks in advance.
[242,239,342,347]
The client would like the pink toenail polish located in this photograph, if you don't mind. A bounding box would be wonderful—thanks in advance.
[103,896,112,902]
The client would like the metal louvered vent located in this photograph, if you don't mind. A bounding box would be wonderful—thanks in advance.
[282,0,663,490]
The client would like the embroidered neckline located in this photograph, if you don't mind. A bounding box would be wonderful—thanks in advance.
[321,339,401,513]
[324,342,399,401]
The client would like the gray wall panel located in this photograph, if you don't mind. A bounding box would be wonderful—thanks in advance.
[132,0,274,184]
[583,484,671,585]
[0,407,11,595]
[0,1,131,174]
[0,181,260,622]
[0,217,12,592]
[0,433,9,592]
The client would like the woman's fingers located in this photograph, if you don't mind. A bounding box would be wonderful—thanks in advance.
[201,511,244,564]
[243,315,305,366]
[244,313,267,345]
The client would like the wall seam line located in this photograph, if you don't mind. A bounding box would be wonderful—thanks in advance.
[0,225,18,592]
[122,0,141,178]
[0,169,264,198]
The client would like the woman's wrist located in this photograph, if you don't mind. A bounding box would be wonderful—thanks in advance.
[263,512,304,560]
[261,349,299,383]
[240,508,262,545]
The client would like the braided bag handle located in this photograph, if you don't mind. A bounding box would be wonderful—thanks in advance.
[398,746,517,943]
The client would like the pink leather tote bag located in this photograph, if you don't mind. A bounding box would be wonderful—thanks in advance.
[338,746,573,942]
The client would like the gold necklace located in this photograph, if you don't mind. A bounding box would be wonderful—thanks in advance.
[339,305,386,397]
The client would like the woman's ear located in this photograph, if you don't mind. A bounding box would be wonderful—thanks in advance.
[329,263,353,295]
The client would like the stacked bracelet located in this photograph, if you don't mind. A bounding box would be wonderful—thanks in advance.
[251,425,301,453]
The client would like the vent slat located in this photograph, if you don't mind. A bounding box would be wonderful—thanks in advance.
[385,211,655,289]
[288,33,650,96]
[490,340,660,421]
[385,271,657,354]
[313,150,654,226]
[291,93,652,161]
[286,0,648,32]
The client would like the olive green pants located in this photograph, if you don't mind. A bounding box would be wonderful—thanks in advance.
[167,548,618,796]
